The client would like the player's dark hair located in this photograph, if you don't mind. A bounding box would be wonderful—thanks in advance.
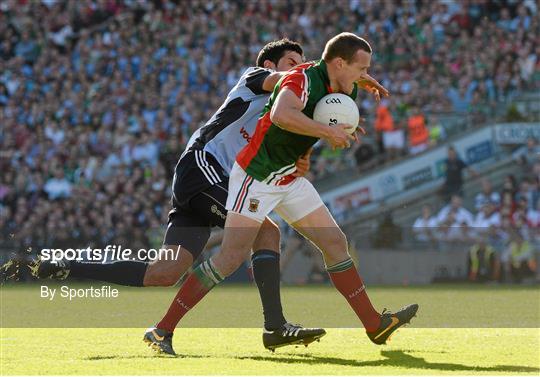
[256,38,303,68]
[322,32,372,63]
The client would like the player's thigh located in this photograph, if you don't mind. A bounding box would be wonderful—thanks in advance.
[280,183,348,264]
[212,211,263,276]
[144,207,211,286]
[162,209,211,263]
[252,216,281,253]
[189,180,229,228]
[275,177,325,224]
[291,205,348,255]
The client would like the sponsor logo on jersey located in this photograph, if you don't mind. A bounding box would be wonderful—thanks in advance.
[240,127,252,143]
[211,204,226,220]
[248,198,260,213]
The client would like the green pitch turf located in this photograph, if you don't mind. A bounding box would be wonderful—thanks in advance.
[1,284,539,375]
[1,328,538,375]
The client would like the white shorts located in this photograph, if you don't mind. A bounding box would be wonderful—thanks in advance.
[226,162,324,223]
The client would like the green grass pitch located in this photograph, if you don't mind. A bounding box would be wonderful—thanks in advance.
[1,284,539,375]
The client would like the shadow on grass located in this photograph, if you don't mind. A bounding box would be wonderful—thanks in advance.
[236,349,540,373]
[85,354,207,360]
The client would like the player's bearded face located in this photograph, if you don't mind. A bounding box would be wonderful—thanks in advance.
[275,51,304,71]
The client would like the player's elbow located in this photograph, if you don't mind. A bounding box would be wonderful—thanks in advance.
[269,106,280,124]
[270,106,288,127]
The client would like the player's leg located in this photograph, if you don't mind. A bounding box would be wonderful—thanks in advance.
[143,209,213,286]
[249,216,326,350]
[287,204,382,331]
[187,178,302,332]
[35,257,150,286]
[193,180,326,348]
[142,247,192,287]
[152,164,278,334]
[278,178,418,344]
[154,211,261,337]
[35,208,208,288]
[276,185,380,330]
[250,217,287,330]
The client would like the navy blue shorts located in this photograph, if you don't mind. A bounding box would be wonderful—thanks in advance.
[164,149,229,259]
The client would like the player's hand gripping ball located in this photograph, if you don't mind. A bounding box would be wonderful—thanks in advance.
[313,93,360,134]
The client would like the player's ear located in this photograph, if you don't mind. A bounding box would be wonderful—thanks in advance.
[263,60,276,70]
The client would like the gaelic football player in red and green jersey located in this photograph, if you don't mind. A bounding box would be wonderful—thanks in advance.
[151,33,417,350]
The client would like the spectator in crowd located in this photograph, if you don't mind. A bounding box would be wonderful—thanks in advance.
[499,189,517,224]
[407,106,429,155]
[412,204,438,243]
[441,146,477,201]
[467,238,500,282]
[436,194,474,242]
[43,169,72,200]
[427,115,446,147]
[374,101,392,156]
[447,81,474,113]
[372,211,402,249]
[513,137,540,171]
[383,122,405,162]
[515,178,536,210]
[501,174,519,198]
[512,197,532,240]
[374,99,404,162]
[473,201,501,240]
[475,178,501,210]
[527,197,540,228]
[504,229,537,283]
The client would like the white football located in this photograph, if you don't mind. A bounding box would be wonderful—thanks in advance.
[313,93,359,134]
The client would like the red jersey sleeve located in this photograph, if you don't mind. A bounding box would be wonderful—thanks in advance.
[279,70,309,108]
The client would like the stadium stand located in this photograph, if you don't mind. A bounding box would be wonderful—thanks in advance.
[1,0,539,283]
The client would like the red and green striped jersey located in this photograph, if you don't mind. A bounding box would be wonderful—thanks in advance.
[236,60,358,185]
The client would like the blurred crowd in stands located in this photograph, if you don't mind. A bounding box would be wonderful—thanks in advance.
[413,140,540,283]
[1,1,539,275]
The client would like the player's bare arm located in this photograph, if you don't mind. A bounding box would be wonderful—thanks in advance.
[262,72,285,92]
[270,89,355,149]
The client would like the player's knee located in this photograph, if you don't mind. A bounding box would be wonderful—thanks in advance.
[213,250,247,277]
[143,258,188,287]
[220,256,245,277]
[253,219,281,253]
[324,229,348,257]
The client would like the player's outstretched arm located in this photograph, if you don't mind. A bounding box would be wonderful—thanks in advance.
[356,73,390,102]
[270,89,354,149]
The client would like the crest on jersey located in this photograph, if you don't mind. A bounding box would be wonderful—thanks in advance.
[248,198,260,213]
